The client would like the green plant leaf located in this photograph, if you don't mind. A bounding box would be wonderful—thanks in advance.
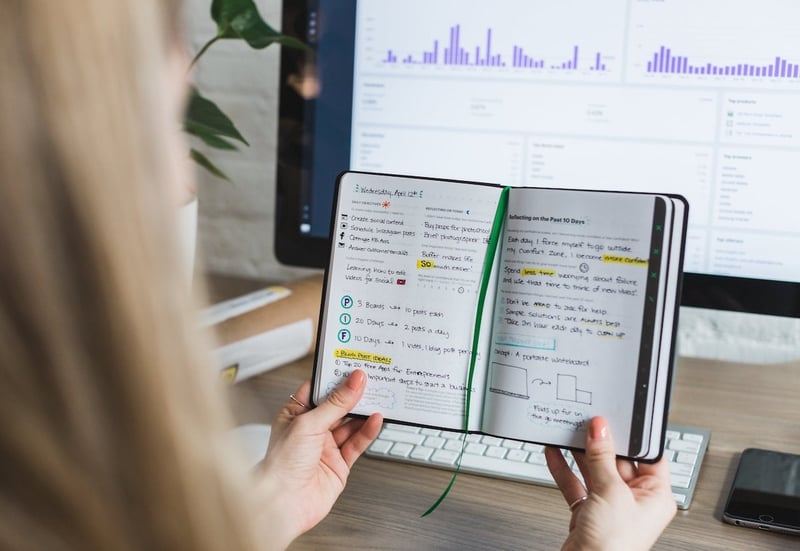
[190,149,231,181]
[210,0,308,50]
[185,2,309,183]
[184,86,249,147]
[185,125,239,151]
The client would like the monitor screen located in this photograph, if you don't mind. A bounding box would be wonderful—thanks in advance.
[275,0,800,317]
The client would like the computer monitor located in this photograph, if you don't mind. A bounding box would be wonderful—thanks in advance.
[275,0,800,318]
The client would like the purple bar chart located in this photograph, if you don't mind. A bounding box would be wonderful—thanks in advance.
[382,24,610,72]
[645,46,800,79]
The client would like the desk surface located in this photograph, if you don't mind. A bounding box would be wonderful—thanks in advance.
[211,275,800,550]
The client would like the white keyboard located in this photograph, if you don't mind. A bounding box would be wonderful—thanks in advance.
[366,422,710,510]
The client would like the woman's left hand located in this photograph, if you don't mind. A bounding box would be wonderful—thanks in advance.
[254,370,382,549]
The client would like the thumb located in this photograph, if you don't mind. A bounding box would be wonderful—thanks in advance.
[584,416,621,492]
[312,370,367,428]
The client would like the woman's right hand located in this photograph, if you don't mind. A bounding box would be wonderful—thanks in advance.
[254,371,382,550]
[545,417,676,550]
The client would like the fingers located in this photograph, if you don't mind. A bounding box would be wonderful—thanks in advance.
[292,380,312,405]
[615,457,638,483]
[636,454,671,486]
[336,413,383,468]
[582,416,622,494]
[310,370,368,429]
[283,380,312,416]
[545,446,587,507]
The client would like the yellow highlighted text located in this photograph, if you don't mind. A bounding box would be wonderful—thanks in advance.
[602,254,648,267]
[334,348,392,365]
[521,267,557,277]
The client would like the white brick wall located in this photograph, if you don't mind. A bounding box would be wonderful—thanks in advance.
[184,0,800,363]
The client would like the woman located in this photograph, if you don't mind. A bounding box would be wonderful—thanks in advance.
[0,1,673,549]
[0,1,377,548]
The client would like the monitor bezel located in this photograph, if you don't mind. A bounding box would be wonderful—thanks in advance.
[274,0,800,319]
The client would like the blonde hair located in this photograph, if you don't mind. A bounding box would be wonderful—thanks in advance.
[0,2,261,549]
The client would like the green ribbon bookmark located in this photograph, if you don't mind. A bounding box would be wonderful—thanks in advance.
[422,186,510,517]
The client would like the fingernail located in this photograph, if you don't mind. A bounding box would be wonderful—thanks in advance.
[347,369,365,389]
[590,417,608,441]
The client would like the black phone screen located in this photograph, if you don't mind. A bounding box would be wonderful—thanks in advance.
[724,448,800,534]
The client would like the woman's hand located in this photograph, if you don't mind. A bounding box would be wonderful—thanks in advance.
[545,417,676,551]
[254,370,382,549]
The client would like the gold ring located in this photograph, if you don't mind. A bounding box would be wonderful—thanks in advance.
[569,495,589,511]
[289,393,309,409]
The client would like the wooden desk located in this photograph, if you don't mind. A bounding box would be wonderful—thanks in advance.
[210,276,800,550]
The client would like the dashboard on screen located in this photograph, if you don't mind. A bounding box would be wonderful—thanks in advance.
[275,0,800,317]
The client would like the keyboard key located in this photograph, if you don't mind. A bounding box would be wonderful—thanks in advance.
[369,439,393,454]
[670,473,691,489]
[430,449,460,465]
[465,443,488,455]
[523,443,544,453]
[391,425,421,433]
[501,439,523,450]
[388,442,413,458]
[485,446,507,459]
[423,436,446,449]
[669,461,695,477]
[481,435,503,446]
[410,446,435,461]
[380,429,425,446]
[506,449,529,462]
[676,451,698,464]
[460,452,555,482]
[528,452,547,466]
[668,439,701,453]
[420,428,441,436]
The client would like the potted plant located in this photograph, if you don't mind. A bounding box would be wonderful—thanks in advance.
[177,0,306,281]
[185,0,306,182]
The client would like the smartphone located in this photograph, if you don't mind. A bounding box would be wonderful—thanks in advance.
[723,448,800,536]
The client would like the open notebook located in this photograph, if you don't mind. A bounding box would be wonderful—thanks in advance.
[313,172,687,461]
